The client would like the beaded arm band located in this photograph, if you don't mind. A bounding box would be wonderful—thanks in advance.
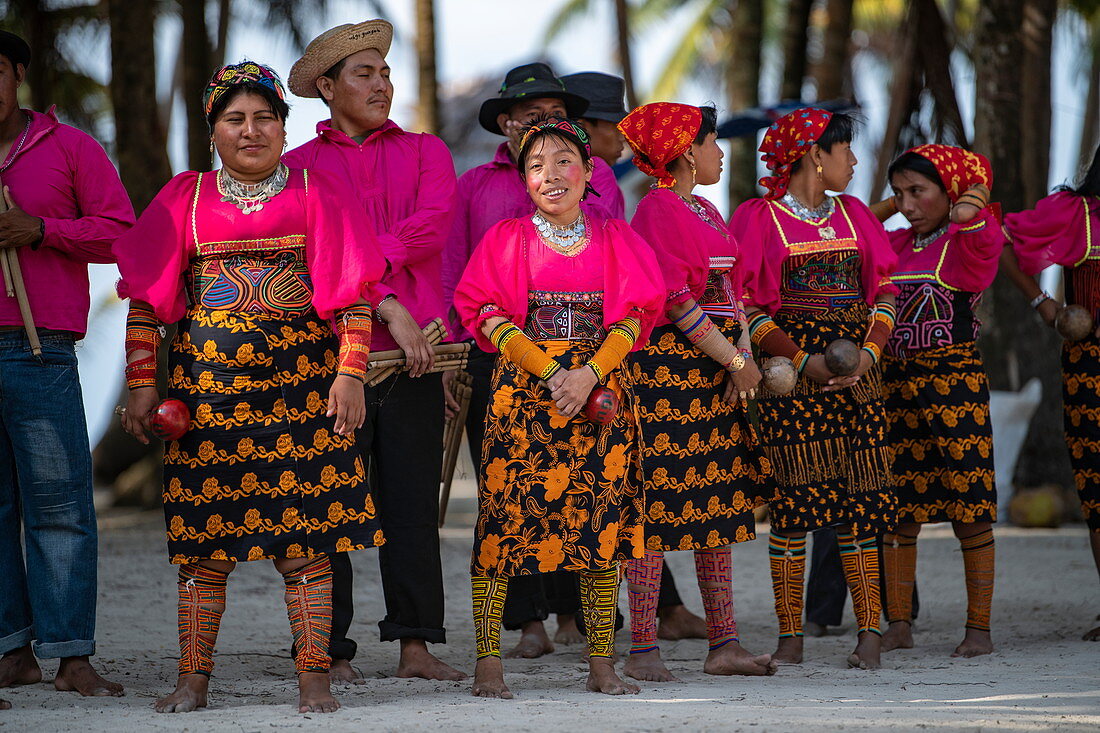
[861,302,897,365]
[673,303,744,371]
[490,321,561,381]
[334,303,374,382]
[748,311,809,373]
[124,302,162,390]
[586,317,641,381]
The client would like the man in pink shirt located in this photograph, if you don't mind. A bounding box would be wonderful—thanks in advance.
[0,31,134,705]
[285,20,464,683]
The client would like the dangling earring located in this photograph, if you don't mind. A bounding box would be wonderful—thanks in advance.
[816,163,824,180]
[209,139,216,170]
[689,159,697,186]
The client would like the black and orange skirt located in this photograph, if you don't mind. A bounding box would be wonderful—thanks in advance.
[882,341,997,525]
[756,303,897,538]
[472,339,645,578]
[1063,334,1100,531]
[630,322,774,551]
[162,307,383,564]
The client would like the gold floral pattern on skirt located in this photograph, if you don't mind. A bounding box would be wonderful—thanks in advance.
[1063,334,1100,531]
[473,339,645,577]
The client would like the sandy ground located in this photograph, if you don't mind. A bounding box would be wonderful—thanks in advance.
[2,487,1099,732]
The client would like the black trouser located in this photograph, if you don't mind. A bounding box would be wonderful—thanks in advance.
[329,372,447,660]
[805,529,919,627]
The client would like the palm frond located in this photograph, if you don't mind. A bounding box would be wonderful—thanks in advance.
[542,0,594,44]
[645,0,724,101]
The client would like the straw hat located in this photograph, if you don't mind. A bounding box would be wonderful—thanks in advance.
[288,19,393,98]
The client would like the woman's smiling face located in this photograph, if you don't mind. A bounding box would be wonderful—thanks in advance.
[523,134,592,224]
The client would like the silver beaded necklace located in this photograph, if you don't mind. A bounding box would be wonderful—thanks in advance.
[913,223,948,252]
[0,113,31,173]
[217,162,289,214]
[532,212,588,255]
[781,192,837,240]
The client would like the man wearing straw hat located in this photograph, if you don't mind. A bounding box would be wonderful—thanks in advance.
[0,30,134,703]
[286,19,464,682]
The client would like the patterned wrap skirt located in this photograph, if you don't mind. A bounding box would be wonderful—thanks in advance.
[630,321,774,551]
[882,341,996,525]
[163,307,383,563]
[1062,333,1100,531]
[472,339,645,578]
[756,303,897,537]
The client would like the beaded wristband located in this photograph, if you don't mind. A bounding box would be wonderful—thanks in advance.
[490,322,561,380]
[334,304,373,382]
[587,319,640,381]
[125,303,162,358]
[125,355,157,390]
[862,342,881,366]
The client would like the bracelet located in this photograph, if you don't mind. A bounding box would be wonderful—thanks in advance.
[861,343,881,366]
[125,355,157,391]
[1029,291,1053,309]
[375,294,396,324]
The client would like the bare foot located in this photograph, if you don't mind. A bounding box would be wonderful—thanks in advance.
[554,614,584,645]
[1084,625,1100,641]
[395,639,468,680]
[471,657,512,699]
[329,658,366,684]
[952,628,993,658]
[505,621,554,659]
[53,657,123,697]
[154,674,208,713]
[0,698,9,710]
[657,605,707,641]
[623,649,679,682]
[0,646,42,688]
[703,642,777,676]
[297,671,338,713]
[846,631,882,670]
[586,657,639,695]
[772,637,803,664]
[881,621,914,652]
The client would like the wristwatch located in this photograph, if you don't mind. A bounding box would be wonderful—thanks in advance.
[726,351,746,372]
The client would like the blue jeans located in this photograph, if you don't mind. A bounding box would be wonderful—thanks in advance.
[0,331,98,658]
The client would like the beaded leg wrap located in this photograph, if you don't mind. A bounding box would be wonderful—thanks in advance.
[883,532,918,624]
[837,530,882,636]
[959,528,995,632]
[579,567,621,658]
[471,575,509,659]
[694,547,738,650]
[176,563,228,676]
[282,557,333,674]
[768,531,806,639]
[624,551,663,655]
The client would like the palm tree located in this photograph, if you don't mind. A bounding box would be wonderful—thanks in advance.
[543,0,639,108]
[780,0,814,101]
[1020,0,1056,206]
[814,0,854,100]
[728,0,762,207]
[416,0,440,133]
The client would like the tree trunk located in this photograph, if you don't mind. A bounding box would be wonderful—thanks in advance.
[17,0,56,113]
[212,0,232,68]
[1020,0,1055,206]
[780,0,813,101]
[181,0,212,172]
[814,0,854,100]
[107,0,172,213]
[727,0,763,208]
[614,0,638,109]
[1080,38,1100,166]
[415,0,440,134]
[973,0,1071,491]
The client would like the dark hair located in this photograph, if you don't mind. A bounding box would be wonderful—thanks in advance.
[887,151,946,191]
[1059,143,1100,198]
[516,119,593,174]
[695,105,718,144]
[206,82,290,130]
[790,111,858,175]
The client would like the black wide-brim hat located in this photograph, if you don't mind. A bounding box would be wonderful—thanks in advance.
[561,72,627,123]
[478,62,589,136]
[0,30,30,70]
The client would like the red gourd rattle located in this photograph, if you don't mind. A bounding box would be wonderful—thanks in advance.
[584,385,619,425]
[150,398,191,441]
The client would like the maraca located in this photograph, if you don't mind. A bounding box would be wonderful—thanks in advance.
[1055,304,1094,342]
[584,385,619,424]
[824,338,861,376]
[150,398,191,441]
[761,356,798,395]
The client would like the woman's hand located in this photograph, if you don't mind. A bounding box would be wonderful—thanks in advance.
[379,298,434,377]
[724,359,762,403]
[121,387,160,445]
[550,366,599,419]
[1036,298,1060,329]
[327,374,367,435]
[442,369,460,420]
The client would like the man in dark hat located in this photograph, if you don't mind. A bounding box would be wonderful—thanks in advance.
[560,72,628,168]
[440,62,626,659]
[0,30,134,703]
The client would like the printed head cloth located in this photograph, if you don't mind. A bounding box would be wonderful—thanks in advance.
[203,61,287,118]
[906,144,992,203]
[758,107,833,200]
[617,102,703,188]
[519,116,592,158]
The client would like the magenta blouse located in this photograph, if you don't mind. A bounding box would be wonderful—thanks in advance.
[1004,191,1100,276]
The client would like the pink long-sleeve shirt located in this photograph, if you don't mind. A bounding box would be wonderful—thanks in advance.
[284,119,457,350]
[442,142,627,341]
[0,108,134,336]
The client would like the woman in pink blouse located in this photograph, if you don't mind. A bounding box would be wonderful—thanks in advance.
[455,117,663,698]
[1002,144,1100,642]
[729,108,897,670]
[616,102,775,683]
[876,144,1001,659]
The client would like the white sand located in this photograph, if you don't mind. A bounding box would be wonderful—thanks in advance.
[2,503,1098,732]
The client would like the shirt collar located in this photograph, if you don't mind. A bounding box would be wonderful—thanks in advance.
[491,142,516,169]
[316,117,401,145]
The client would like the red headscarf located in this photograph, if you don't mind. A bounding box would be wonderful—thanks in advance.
[906,144,992,203]
[618,102,703,188]
[758,107,833,200]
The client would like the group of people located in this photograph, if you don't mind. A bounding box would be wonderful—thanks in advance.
[0,14,1097,714]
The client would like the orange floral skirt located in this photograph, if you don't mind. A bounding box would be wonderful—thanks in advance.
[1063,334,1100,531]
[472,339,645,578]
[163,308,383,564]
